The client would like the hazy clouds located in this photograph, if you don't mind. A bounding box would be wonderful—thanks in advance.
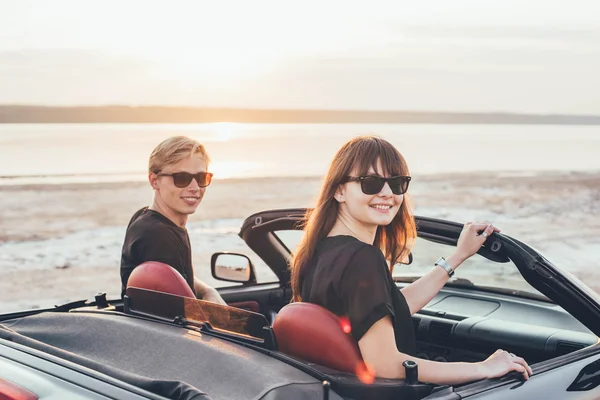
[1,0,599,113]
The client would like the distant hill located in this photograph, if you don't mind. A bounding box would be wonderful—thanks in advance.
[1,105,600,124]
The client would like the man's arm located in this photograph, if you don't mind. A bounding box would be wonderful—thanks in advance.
[194,278,227,305]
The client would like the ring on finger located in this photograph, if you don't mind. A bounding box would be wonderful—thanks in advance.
[481,231,489,238]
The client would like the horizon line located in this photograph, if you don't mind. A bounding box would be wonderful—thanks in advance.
[2,103,600,118]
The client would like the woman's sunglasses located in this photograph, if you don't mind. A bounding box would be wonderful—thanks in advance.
[344,175,411,195]
[157,171,213,188]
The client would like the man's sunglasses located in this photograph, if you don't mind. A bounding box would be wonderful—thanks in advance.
[157,171,213,188]
[344,175,411,195]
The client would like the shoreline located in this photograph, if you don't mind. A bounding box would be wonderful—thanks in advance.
[3,106,600,124]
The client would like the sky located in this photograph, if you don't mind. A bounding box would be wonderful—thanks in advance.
[1,0,599,113]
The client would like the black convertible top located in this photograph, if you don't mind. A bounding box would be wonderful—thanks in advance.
[0,311,341,400]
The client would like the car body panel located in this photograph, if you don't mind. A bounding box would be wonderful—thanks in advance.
[0,342,164,399]
[0,310,342,400]
[449,352,600,400]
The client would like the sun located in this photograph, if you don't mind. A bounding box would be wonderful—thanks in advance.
[210,122,236,142]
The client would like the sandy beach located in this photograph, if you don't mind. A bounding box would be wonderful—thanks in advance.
[1,171,599,312]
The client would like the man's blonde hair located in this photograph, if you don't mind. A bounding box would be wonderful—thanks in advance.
[148,136,210,173]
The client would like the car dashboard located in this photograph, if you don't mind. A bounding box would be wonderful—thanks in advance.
[405,284,599,364]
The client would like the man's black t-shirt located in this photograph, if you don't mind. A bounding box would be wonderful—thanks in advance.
[120,207,196,298]
[300,235,416,356]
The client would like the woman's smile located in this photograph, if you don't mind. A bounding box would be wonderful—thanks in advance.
[369,203,394,212]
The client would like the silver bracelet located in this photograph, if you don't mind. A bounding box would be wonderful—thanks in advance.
[435,257,454,277]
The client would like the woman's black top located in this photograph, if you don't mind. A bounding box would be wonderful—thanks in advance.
[300,235,416,356]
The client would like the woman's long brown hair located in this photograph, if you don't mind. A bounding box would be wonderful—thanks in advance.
[290,136,417,302]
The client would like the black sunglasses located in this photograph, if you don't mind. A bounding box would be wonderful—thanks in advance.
[344,175,411,195]
[157,171,213,188]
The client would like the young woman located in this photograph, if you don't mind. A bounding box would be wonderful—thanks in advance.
[291,135,532,385]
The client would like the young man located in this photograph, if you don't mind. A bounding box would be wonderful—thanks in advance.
[120,136,226,305]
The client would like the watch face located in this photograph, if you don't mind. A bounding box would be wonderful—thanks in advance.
[435,258,453,277]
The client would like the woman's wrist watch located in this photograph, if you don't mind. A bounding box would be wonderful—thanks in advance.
[435,257,455,277]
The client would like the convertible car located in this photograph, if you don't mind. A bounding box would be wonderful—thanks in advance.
[1,208,600,400]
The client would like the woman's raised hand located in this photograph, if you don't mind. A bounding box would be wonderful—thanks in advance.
[479,349,533,380]
[455,222,501,260]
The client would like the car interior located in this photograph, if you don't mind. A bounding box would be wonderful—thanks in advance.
[115,209,600,400]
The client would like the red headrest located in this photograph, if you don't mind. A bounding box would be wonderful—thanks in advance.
[273,302,365,374]
[127,261,195,299]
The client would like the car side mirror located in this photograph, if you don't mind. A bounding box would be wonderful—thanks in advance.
[211,252,257,284]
